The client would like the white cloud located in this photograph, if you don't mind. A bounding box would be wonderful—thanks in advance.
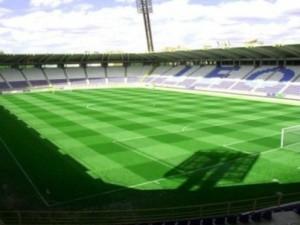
[30,0,75,8]
[0,7,10,17]
[151,0,300,49]
[114,0,136,4]
[0,0,300,53]
[0,4,144,53]
[72,3,93,12]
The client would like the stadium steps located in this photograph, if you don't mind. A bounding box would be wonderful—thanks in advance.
[62,67,70,84]
[205,66,233,78]
[186,66,202,77]
[0,72,12,89]
[277,82,290,94]
[291,73,300,82]
[141,64,158,82]
[19,69,32,87]
[246,67,295,82]
[161,66,175,75]
[40,68,51,86]
[82,65,89,83]
[242,67,257,80]
[263,69,277,81]
[174,66,192,77]
[247,67,277,81]
[279,68,295,82]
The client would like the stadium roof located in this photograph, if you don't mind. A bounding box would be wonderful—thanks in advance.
[1,44,300,65]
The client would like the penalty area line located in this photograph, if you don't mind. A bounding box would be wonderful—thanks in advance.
[223,132,281,156]
[48,147,282,206]
[223,144,255,156]
[104,147,270,196]
[114,140,185,174]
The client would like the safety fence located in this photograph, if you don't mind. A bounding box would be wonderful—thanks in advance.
[1,192,300,225]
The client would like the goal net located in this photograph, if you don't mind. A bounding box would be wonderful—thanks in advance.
[280,125,300,150]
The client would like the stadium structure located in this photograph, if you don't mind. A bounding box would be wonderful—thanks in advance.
[1,44,300,225]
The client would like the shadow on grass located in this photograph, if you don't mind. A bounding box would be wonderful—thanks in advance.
[165,148,258,191]
[0,106,123,209]
[1,105,300,221]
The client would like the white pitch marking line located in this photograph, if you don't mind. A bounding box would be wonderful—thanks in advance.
[223,144,255,155]
[272,178,280,183]
[181,108,298,133]
[83,103,284,196]
[49,145,282,206]
[102,151,262,195]
[85,104,286,148]
[0,137,50,207]
[86,103,96,110]
[114,140,185,174]
[48,192,104,207]
[225,132,281,147]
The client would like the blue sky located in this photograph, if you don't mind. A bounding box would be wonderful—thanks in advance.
[0,0,299,53]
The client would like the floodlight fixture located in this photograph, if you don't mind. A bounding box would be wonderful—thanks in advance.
[136,0,154,52]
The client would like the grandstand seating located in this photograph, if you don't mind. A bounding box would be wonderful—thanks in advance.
[227,66,254,79]
[193,78,214,89]
[86,66,106,84]
[210,79,236,90]
[177,78,197,88]
[2,65,300,100]
[246,66,276,81]
[184,66,201,76]
[246,67,295,82]
[65,67,87,84]
[205,66,234,78]
[162,65,186,76]
[2,47,300,225]
[230,80,258,92]
[226,215,238,224]
[127,65,151,77]
[174,66,192,77]
[0,75,10,89]
[268,68,293,82]
[22,68,49,86]
[107,66,125,84]
[107,66,125,77]
[189,66,215,77]
[144,75,158,83]
[150,76,169,84]
[283,84,300,96]
[127,65,151,83]
[43,68,68,85]
[278,68,295,82]
[151,66,173,76]
[254,82,286,94]
[0,68,29,88]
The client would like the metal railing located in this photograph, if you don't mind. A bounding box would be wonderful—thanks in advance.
[1,192,300,225]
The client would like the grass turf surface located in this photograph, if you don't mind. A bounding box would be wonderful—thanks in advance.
[1,87,300,213]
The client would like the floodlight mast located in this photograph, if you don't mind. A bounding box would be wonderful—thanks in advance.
[136,0,154,52]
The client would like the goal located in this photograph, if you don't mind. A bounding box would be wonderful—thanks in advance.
[280,125,300,148]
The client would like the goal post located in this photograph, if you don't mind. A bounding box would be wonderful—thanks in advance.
[280,125,300,148]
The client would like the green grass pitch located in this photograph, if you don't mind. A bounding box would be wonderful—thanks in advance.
[1,87,300,213]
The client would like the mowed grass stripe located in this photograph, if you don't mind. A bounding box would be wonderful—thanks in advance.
[1,88,300,206]
[3,89,299,166]
[2,93,184,186]
[30,92,196,173]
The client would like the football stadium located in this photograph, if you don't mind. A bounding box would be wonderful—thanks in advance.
[1,1,300,225]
